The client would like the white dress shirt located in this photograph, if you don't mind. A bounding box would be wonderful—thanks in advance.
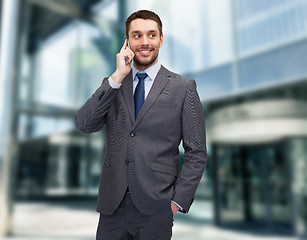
[108,62,161,99]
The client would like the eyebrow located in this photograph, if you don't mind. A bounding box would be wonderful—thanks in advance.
[131,30,158,34]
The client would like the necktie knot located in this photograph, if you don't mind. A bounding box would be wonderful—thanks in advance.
[136,72,148,81]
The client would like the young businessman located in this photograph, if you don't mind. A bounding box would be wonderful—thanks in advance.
[75,10,207,240]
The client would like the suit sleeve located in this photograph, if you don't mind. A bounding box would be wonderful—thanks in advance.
[75,77,120,134]
[172,79,207,213]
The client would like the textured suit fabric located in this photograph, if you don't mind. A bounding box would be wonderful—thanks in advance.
[96,190,173,240]
[75,65,207,216]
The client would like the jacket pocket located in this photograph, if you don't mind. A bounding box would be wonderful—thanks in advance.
[150,161,178,177]
[153,102,177,109]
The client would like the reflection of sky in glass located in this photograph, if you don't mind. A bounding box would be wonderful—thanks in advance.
[31,8,118,138]
[236,0,307,55]
[95,0,118,21]
[131,0,233,73]
[188,63,234,100]
[202,0,233,67]
[93,0,118,38]
[36,23,78,107]
[33,117,73,138]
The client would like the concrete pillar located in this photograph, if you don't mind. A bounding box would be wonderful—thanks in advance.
[58,145,69,189]
[0,0,21,236]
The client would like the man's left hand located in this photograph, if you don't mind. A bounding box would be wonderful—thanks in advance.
[171,202,180,216]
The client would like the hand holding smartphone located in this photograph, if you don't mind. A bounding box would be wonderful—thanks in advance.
[110,38,134,84]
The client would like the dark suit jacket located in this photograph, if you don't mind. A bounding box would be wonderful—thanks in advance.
[75,65,207,216]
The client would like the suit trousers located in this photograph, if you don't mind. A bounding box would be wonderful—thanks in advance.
[96,189,174,240]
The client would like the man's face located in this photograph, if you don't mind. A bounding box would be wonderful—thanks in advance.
[127,19,163,70]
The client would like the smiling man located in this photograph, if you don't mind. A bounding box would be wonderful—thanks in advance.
[75,10,207,240]
[128,19,161,69]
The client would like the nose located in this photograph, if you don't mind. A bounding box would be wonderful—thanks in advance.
[141,35,149,45]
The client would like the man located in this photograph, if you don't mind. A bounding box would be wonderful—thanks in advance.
[75,10,207,240]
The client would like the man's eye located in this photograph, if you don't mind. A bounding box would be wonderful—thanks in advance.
[134,35,140,38]
[149,34,156,38]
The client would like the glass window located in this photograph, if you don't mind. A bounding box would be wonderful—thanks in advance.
[239,40,307,89]
[33,117,73,138]
[188,63,234,100]
[236,0,307,55]
[35,23,79,107]
[29,2,120,138]
[76,21,117,106]
[130,0,233,73]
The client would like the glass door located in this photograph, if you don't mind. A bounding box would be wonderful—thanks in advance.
[216,145,245,223]
[215,141,292,229]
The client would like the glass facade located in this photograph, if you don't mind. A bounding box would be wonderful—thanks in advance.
[236,0,307,55]
[12,1,122,199]
[7,0,307,160]
[239,39,307,89]
[188,0,307,97]
[1,0,307,238]
[187,63,234,99]
[19,2,121,140]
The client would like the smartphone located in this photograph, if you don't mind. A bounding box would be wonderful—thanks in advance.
[127,39,130,49]
[125,39,131,63]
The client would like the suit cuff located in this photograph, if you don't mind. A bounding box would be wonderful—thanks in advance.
[108,77,122,89]
[171,200,183,211]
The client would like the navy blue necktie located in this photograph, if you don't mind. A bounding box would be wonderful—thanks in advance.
[134,72,148,119]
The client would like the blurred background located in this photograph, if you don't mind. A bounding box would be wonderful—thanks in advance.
[0,0,307,239]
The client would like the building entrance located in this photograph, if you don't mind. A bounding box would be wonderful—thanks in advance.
[213,141,292,231]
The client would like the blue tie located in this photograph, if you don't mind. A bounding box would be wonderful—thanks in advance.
[134,72,148,119]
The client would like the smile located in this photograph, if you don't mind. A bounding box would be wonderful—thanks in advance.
[138,49,152,56]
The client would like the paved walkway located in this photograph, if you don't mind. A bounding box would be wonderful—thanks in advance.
[3,199,298,240]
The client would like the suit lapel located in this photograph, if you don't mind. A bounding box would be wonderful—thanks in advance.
[121,71,135,125]
[133,65,171,129]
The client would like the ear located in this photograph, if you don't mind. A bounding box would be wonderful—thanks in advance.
[159,34,164,48]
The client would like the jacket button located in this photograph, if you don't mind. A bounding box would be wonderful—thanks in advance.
[130,133,135,137]
[125,159,129,164]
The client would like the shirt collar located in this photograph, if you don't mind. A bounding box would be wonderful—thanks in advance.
[132,62,161,82]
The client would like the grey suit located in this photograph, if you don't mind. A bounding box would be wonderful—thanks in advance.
[75,65,207,217]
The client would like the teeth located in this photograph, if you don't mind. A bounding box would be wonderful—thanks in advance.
[140,50,150,53]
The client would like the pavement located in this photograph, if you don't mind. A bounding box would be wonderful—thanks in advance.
[2,198,299,240]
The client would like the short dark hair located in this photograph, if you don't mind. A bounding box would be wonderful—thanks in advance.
[125,10,163,37]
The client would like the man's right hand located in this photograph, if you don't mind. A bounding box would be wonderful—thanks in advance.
[111,39,134,84]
